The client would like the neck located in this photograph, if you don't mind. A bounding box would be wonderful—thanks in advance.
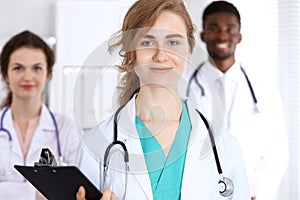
[135,85,182,122]
[210,57,235,73]
[10,98,42,121]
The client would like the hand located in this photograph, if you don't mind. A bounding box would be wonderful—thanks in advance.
[76,186,119,200]
[101,188,119,200]
[76,186,86,200]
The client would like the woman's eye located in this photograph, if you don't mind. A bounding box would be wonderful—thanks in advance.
[168,40,179,46]
[12,66,22,71]
[33,65,43,71]
[141,40,153,47]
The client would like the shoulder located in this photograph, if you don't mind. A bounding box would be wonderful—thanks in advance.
[50,112,80,133]
[79,115,115,160]
[0,106,10,116]
[41,107,80,143]
[52,112,74,123]
[82,115,114,143]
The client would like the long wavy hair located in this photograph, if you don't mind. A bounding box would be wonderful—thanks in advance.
[108,0,195,106]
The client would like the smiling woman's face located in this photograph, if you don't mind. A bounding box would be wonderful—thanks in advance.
[134,11,190,87]
[6,47,48,102]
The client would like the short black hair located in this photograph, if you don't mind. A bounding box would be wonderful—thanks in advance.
[202,1,241,29]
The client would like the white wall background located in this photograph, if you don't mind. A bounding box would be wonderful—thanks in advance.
[0,0,299,199]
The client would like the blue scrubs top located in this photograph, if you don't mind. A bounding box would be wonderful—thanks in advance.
[136,102,191,200]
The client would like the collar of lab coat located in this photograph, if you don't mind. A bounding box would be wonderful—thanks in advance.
[1,104,58,159]
[28,105,60,164]
[202,60,243,84]
[116,94,208,158]
[116,95,211,181]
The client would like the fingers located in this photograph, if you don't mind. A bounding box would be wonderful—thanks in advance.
[101,188,119,200]
[76,186,86,200]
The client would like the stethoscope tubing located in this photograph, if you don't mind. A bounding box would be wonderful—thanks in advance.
[195,109,223,175]
[0,106,12,141]
[105,102,233,197]
[187,62,258,109]
[0,106,62,158]
[47,108,62,158]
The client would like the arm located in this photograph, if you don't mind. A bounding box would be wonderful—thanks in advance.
[56,114,81,165]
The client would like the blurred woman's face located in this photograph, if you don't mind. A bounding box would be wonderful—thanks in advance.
[134,11,190,88]
[6,47,48,102]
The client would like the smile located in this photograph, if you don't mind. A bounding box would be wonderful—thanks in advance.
[150,67,173,73]
[21,85,35,90]
[216,43,228,49]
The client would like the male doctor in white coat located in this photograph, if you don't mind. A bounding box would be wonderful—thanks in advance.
[186,1,289,200]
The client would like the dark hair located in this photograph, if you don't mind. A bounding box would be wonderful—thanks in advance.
[109,0,195,106]
[0,30,55,108]
[202,1,241,29]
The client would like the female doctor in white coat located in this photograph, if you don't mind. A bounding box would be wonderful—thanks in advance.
[76,0,250,199]
[0,30,80,199]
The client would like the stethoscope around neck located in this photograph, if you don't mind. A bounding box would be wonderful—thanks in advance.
[186,62,259,113]
[0,105,65,174]
[103,103,234,198]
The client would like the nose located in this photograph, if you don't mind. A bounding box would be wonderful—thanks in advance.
[23,69,34,80]
[153,48,168,62]
[215,28,230,40]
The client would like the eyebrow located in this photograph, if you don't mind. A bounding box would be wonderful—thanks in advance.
[207,22,238,27]
[166,34,185,39]
[142,34,185,39]
[11,62,46,66]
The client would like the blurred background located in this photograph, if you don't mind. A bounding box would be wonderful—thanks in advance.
[0,0,299,199]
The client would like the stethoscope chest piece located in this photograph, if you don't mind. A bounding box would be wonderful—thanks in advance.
[218,177,234,197]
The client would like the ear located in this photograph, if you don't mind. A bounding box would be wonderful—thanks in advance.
[200,31,206,42]
[238,33,242,43]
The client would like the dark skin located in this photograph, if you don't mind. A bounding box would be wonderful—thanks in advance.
[200,12,242,73]
[201,12,256,200]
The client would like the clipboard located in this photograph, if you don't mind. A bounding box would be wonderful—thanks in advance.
[14,165,102,200]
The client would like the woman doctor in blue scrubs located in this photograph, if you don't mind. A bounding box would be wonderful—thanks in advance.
[76,0,250,199]
[0,30,80,199]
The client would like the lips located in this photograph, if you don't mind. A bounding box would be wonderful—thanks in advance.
[21,85,35,90]
[150,67,173,73]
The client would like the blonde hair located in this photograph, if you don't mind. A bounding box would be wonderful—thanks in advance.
[109,0,195,106]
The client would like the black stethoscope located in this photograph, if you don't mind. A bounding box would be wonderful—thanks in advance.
[186,62,259,113]
[0,106,65,169]
[103,103,234,197]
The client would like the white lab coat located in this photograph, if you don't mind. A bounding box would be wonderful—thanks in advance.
[0,104,80,200]
[186,61,289,199]
[77,96,250,200]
